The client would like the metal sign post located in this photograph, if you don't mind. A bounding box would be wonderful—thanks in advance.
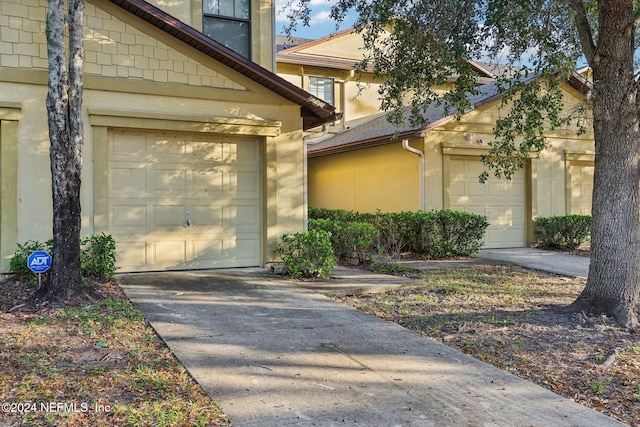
[27,250,52,290]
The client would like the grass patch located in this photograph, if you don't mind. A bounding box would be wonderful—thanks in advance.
[0,280,229,426]
[336,265,640,426]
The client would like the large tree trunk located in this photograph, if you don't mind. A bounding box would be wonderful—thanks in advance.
[573,0,640,329]
[43,0,85,302]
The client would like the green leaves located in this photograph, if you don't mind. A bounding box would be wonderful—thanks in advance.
[10,233,118,281]
[534,214,592,249]
[309,208,489,258]
[275,229,337,278]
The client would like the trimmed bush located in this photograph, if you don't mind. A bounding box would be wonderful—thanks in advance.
[309,218,379,263]
[413,210,489,258]
[309,208,489,259]
[534,215,591,249]
[275,229,336,278]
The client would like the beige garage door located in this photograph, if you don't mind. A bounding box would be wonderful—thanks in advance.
[569,162,593,216]
[108,130,261,272]
[449,158,526,248]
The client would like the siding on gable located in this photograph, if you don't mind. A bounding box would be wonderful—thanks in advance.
[0,0,244,90]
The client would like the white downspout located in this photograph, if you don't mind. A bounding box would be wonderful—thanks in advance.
[402,139,425,211]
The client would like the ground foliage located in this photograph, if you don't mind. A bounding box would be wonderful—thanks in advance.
[0,275,230,426]
[336,265,640,426]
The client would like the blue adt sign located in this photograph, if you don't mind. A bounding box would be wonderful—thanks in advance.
[28,251,51,274]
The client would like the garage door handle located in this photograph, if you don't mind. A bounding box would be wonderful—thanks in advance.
[185,212,191,227]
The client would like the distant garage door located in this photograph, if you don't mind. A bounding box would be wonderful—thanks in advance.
[107,130,261,272]
[569,162,594,216]
[449,157,526,248]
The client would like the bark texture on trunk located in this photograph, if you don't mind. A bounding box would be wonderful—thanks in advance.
[43,0,85,302]
[573,0,640,329]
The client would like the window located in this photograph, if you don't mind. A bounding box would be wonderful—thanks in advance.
[308,77,334,106]
[203,0,251,58]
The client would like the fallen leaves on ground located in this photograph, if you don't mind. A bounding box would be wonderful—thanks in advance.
[0,275,230,426]
[336,265,640,426]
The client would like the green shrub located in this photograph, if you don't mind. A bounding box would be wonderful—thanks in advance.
[81,233,118,279]
[309,207,489,259]
[370,211,413,257]
[10,234,118,281]
[534,215,591,249]
[308,206,379,223]
[412,210,489,258]
[275,229,336,278]
[309,219,379,263]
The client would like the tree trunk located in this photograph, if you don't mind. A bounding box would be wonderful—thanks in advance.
[43,0,85,302]
[573,0,640,329]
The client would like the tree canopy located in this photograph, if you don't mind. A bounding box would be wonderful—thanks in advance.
[283,0,640,328]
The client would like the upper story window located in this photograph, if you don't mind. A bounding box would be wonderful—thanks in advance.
[203,0,251,58]
[308,77,334,106]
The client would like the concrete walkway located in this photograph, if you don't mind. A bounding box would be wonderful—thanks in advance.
[477,248,590,278]
[117,250,622,427]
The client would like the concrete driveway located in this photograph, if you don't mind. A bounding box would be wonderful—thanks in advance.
[117,265,621,427]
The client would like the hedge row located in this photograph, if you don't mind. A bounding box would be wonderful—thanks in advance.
[534,215,591,249]
[309,207,489,259]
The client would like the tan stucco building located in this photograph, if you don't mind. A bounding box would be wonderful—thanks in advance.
[277,33,595,249]
[0,0,335,272]
[305,78,595,249]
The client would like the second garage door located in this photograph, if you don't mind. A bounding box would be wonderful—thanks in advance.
[569,162,594,216]
[449,157,526,248]
[107,130,261,272]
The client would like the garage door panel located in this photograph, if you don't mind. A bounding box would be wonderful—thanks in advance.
[226,205,259,228]
[151,169,187,193]
[115,240,147,265]
[153,205,187,228]
[110,205,147,231]
[151,134,187,160]
[111,168,146,192]
[226,171,260,194]
[192,239,224,260]
[225,238,260,261]
[111,131,146,160]
[108,130,261,272]
[193,170,224,192]
[152,240,187,264]
[468,182,486,196]
[190,205,223,227]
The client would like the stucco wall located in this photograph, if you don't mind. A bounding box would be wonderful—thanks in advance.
[308,141,421,212]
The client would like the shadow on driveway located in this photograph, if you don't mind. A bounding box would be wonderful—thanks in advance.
[118,267,620,427]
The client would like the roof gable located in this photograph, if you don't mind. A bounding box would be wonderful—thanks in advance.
[99,0,336,130]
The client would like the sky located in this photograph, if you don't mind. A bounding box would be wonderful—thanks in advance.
[274,0,357,40]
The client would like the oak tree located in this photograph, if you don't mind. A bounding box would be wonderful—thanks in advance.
[284,0,640,328]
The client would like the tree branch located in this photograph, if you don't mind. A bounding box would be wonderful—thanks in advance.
[569,0,596,64]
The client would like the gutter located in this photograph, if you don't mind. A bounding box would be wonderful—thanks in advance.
[402,139,425,211]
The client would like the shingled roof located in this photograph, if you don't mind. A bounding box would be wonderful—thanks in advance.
[307,73,591,157]
[307,83,502,157]
[106,0,336,130]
